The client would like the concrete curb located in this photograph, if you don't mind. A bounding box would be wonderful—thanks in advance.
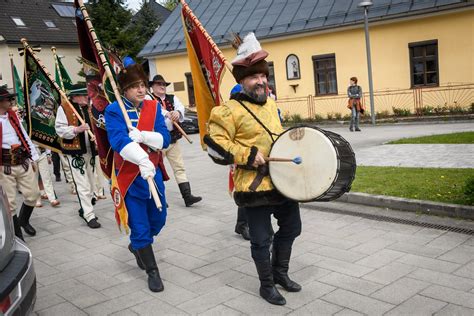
[318,192,474,220]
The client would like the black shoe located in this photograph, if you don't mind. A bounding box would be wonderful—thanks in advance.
[349,127,354,132]
[91,197,97,206]
[137,245,164,292]
[272,246,302,292]
[19,203,36,236]
[13,215,24,241]
[235,225,250,240]
[55,175,61,182]
[128,244,145,270]
[178,182,202,207]
[86,218,101,229]
[355,128,361,132]
[255,260,286,305]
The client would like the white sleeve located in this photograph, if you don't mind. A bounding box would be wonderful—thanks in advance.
[55,106,77,139]
[173,96,185,123]
[20,121,39,161]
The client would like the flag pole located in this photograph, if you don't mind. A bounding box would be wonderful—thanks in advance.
[21,38,96,142]
[51,47,65,91]
[179,0,233,72]
[76,0,162,209]
[9,52,16,95]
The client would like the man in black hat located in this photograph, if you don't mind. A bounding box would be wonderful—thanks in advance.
[55,83,101,229]
[0,85,41,240]
[149,74,202,207]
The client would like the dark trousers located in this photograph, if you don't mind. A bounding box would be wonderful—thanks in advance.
[235,207,247,231]
[244,200,301,262]
[51,152,61,178]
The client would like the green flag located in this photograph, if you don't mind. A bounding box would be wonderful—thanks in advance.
[13,64,24,109]
[55,56,73,91]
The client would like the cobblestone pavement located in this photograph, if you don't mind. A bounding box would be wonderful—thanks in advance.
[29,122,474,315]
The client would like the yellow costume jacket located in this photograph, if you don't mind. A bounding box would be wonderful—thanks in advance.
[205,93,287,207]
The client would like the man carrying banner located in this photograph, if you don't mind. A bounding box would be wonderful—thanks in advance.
[149,74,201,207]
[205,33,302,306]
[0,85,41,240]
[105,61,170,293]
[55,84,101,229]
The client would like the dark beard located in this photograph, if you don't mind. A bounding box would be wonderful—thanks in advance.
[242,83,267,104]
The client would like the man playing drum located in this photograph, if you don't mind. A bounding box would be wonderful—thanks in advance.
[205,33,302,306]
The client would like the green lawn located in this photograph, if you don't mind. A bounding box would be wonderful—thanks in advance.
[388,131,474,144]
[351,166,474,205]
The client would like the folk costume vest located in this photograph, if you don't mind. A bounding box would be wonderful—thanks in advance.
[154,93,182,144]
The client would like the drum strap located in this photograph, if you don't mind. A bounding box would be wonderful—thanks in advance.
[235,100,279,142]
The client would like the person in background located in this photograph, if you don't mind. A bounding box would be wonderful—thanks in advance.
[347,76,364,132]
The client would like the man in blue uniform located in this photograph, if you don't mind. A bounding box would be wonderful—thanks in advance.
[105,60,170,292]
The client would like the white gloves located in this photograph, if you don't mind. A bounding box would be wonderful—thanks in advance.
[128,127,164,151]
[119,142,156,180]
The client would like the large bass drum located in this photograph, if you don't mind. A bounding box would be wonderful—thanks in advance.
[269,126,356,202]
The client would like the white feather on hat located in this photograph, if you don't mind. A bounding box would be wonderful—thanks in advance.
[231,32,268,65]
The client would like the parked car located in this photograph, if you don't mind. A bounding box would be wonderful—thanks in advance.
[182,109,199,134]
[0,186,36,315]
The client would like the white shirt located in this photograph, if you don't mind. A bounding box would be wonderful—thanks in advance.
[0,112,39,161]
[146,94,185,131]
[55,106,93,153]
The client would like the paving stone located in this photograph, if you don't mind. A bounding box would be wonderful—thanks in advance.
[198,304,243,316]
[84,291,154,315]
[334,309,365,316]
[163,251,209,270]
[435,304,474,316]
[396,253,461,273]
[384,294,447,315]
[370,277,430,304]
[36,302,88,316]
[291,266,333,285]
[193,256,248,277]
[185,269,246,295]
[110,310,139,316]
[319,272,384,295]
[355,249,405,269]
[422,285,474,309]
[426,232,471,250]
[101,278,147,299]
[160,265,204,287]
[349,238,396,255]
[388,241,448,258]
[312,234,361,250]
[33,294,65,312]
[224,292,291,315]
[321,288,394,315]
[439,245,474,264]
[177,286,243,314]
[313,258,374,278]
[288,299,344,315]
[316,246,367,263]
[145,281,199,306]
[130,297,188,315]
[284,281,335,309]
[409,268,474,291]
[362,262,417,285]
[453,261,474,279]
[75,271,123,291]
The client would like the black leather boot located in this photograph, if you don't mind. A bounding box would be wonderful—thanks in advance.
[272,246,301,292]
[137,245,164,292]
[254,260,286,305]
[128,244,145,270]
[19,203,36,236]
[13,215,24,241]
[178,182,202,207]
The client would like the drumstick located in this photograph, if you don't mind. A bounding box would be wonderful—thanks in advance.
[265,156,303,165]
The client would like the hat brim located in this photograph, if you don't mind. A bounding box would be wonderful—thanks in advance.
[0,92,18,101]
[149,81,171,87]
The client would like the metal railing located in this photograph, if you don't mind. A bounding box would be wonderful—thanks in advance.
[276,83,474,119]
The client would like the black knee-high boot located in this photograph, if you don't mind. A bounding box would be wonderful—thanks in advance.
[272,246,302,292]
[137,245,164,292]
[178,182,202,207]
[13,215,24,241]
[19,203,36,236]
[128,244,145,270]
[254,260,286,305]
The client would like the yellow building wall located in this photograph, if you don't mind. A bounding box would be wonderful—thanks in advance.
[152,9,473,116]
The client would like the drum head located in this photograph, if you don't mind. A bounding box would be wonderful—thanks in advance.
[269,127,338,201]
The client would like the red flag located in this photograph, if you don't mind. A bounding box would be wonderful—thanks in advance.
[181,0,227,147]
[74,0,116,178]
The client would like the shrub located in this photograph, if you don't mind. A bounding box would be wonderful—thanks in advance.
[290,114,303,123]
[448,106,466,114]
[463,177,474,205]
[376,110,390,118]
[313,114,324,122]
[417,106,434,115]
[433,106,448,115]
[392,107,411,117]
[282,112,291,123]
[326,113,334,120]
[334,112,342,120]
[470,103,474,113]
[343,114,351,121]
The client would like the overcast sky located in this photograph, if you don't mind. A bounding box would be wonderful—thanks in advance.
[124,0,146,12]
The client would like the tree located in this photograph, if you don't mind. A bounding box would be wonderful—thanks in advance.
[87,0,134,56]
[159,0,178,11]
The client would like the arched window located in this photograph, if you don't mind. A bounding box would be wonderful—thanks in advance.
[286,54,300,80]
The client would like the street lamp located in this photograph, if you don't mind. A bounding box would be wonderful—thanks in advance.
[358,1,376,125]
